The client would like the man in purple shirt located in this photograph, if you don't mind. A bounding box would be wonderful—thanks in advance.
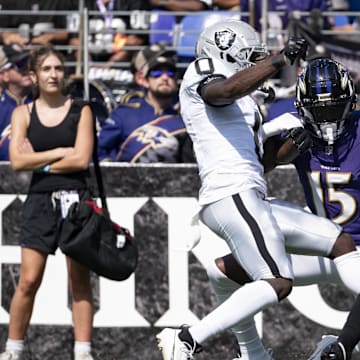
[0,44,32,160]
[97,44,195,163]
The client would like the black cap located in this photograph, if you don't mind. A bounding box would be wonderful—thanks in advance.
[131,42,177,76]
[0,44,29,71]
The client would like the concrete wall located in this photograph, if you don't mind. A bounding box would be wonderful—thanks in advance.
[0,163,355,360]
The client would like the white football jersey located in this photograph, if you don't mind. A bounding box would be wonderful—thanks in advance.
[179,57,267,205]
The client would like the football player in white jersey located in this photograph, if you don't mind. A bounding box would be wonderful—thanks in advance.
[205,59,360,360]
[155,19,360,360]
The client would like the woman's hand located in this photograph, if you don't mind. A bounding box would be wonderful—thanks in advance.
[56,147,75,158]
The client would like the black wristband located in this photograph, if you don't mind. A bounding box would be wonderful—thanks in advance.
[271,54,286,69]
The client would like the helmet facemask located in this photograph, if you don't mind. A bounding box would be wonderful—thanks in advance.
[296,58,356,150]
[230,46,268,70]
[301,97,354,146]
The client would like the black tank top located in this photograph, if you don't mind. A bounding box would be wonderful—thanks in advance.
[27,99,91,193]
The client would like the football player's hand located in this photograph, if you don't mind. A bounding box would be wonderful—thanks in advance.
[258,85,276,104]
[286,127,312,154]
[252,86,275,105]
[282,37,308,65]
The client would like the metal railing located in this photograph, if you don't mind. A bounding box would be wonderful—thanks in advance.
[0,8,359,68]
[0,7,359,96]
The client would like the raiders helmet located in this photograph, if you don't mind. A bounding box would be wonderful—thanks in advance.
[195,19,268,74]
[295,58,356,146]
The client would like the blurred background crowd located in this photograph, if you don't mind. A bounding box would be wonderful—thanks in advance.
[0,0,359,164]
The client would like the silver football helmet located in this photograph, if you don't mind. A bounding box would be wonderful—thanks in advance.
[195,19,268,74]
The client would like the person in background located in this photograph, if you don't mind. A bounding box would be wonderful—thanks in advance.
[150,0,239,11]
[98,44,195,163]
[156,19,360,360]
[0,45,95,360]
[0,0,73,48]
[206,58,360,360]
[68,0,151,68]
[0,44,32,160]
[130,41,178,89]
[151,0,211,11]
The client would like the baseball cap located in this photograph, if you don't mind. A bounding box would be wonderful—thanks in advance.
[132,42,177,76]
[0,44,29,71]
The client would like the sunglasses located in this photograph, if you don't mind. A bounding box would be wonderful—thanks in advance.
[148,69,176,78]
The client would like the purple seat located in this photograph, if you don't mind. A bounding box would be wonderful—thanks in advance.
[177,11,239,59]
[150,12,177,45]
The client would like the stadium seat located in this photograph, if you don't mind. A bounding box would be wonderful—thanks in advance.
[176,11,240,62]
[150,11,177,45]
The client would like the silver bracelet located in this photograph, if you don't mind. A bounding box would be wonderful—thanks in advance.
[42,164,51,173]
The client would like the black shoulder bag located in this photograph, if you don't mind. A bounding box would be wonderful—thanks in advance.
[58,100,138,281]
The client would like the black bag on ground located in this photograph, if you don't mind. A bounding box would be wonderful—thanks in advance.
[59,199,138,281]
[58,99,138,281]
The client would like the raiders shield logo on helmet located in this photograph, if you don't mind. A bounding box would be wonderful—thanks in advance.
[215,30,236,51]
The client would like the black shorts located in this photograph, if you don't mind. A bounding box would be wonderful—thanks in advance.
[20,189,91,255]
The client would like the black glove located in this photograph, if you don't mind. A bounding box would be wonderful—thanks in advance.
[258,86,275,104]
[286,127,312,154]
[282,37,308,65]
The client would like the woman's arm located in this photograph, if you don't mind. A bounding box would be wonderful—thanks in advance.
[9,105,71,171]
[31,31,69,46]
[49,105,94,173]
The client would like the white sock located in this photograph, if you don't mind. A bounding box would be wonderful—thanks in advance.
[290,254,341,285]
[232,318,271,360]
[5,339,24,353]
[74,341,91,355]
[189,280,278,345]
[207,260,271,359]
[334,250,360,293]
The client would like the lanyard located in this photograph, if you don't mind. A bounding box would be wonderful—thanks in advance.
[96,0,115,30]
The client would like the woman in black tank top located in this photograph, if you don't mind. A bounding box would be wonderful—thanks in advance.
[5,46,95,360]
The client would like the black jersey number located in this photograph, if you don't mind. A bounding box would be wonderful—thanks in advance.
[195,58,215,75]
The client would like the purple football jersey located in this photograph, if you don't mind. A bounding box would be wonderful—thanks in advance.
[294,111,360,245]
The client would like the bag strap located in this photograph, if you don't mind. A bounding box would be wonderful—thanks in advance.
[91,113,110,217]
[72,99,110,217]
